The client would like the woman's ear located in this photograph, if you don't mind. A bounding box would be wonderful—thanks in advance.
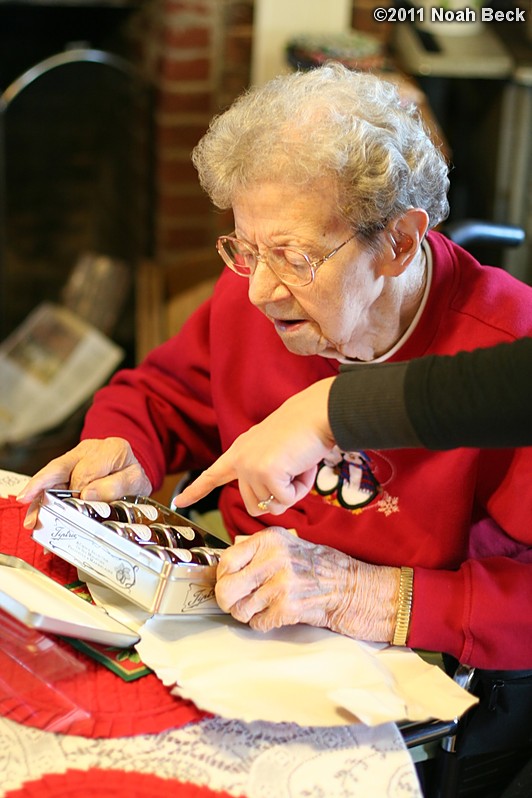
[381,209,430,276]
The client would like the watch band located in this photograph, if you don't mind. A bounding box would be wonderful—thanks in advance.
[392,566,414,647]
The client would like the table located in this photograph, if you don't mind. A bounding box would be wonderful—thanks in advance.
[0,473,422,797]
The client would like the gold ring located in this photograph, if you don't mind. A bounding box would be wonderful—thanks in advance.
[257,494,275,511]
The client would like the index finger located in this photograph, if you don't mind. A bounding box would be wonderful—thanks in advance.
[171,454,236,508]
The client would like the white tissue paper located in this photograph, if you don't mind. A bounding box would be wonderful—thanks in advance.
[130,611,477,727]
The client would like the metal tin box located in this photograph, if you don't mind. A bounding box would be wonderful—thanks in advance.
[33,491,228,615]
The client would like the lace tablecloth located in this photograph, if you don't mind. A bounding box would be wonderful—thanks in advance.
[0,471,422,797]
[0,714,420,797]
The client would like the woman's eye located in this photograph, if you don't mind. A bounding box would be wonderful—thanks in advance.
[277,248,308,268]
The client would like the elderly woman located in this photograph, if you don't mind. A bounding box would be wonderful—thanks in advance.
[19,64,532,668]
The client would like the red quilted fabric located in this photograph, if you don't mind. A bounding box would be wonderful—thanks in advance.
[3,769,245,798]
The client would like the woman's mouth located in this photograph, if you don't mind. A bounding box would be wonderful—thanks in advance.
[273,318,307,333]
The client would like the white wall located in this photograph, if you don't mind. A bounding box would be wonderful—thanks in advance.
[251,0,351,86]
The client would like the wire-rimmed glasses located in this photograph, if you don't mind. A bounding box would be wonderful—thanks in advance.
[216,233,355,288]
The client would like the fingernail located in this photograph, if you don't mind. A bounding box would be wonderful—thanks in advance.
[16,490,27,502]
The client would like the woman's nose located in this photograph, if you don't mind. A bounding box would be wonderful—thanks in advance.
[247,258,290,305]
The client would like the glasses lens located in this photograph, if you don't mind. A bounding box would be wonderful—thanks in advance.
[218,238,256,276]
[217,238,313,286]
[269,247,312,286]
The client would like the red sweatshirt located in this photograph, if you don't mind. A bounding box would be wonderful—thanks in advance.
[83,232,532,669]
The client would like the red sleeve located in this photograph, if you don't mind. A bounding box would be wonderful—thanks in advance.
[409,447,532,668]
[410,557,532,669]
[81,298,221,492]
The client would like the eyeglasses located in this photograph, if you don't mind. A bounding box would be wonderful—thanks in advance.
[216,232,355,288]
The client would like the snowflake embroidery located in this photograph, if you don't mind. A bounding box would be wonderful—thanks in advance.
[376,492,399,516]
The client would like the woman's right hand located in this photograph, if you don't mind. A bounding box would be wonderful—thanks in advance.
[16,437,152,528]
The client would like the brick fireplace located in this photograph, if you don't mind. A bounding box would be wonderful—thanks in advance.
[131,0,253,270]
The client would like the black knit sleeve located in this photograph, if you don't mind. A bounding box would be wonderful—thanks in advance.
[328,338,532,452]
[328,362,422,451]
[405,337,532,449]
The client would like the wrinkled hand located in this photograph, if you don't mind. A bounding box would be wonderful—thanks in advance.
[173,378,336,516]
[16,437,152,528]
[216,527,400,642]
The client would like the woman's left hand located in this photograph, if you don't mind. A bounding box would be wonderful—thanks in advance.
[215,527,400,642]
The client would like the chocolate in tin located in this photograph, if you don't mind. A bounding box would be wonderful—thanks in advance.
[149,523,205,548]
[122,497,192,526]
[144,546,202,565]
[144,545,224,566]
[190,547,222,566]
[109,501,149,524]
[103,521,171,546]
[62,498,121,523]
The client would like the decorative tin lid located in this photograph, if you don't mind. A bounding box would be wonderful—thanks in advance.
[0,553,140,647]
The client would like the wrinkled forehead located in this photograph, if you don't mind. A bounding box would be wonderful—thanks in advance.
[231,178,347,239]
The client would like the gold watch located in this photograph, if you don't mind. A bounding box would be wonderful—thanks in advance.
[392,566,414,647]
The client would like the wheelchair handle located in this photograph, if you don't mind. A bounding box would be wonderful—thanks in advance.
[442,220,526,249]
